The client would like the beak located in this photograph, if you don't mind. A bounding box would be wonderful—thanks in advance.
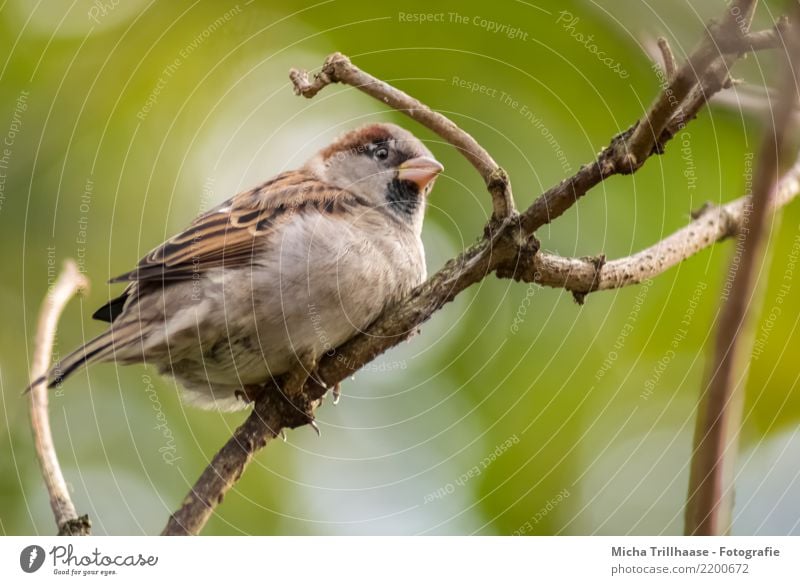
[397,156,444,191]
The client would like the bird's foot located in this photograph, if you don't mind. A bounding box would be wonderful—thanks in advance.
[280,350,325,436]
[285,349,322,399]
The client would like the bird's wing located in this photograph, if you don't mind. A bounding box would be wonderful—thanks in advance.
[108,171,366,284]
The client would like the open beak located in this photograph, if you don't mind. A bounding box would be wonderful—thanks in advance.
[397,156,444,191]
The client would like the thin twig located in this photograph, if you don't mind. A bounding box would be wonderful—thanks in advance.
[718,16,790,53]
[520,2,763,235]
[290,52,516,219]
[28,259,91,536]
[685,6,800,536]
[657,37,678,78]
[526,156,800,294]
[626,0,757,165]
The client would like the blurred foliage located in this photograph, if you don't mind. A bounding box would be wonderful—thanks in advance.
[1,0,799,535]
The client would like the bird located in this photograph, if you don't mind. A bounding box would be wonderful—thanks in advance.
[29,123,443,411]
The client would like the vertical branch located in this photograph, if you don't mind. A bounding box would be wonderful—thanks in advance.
[28,259,92,536]
[685,7,800,536]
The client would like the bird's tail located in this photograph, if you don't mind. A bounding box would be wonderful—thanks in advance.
[25,325,140,393]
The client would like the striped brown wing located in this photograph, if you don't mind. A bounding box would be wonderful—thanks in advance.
[109,171,363,283]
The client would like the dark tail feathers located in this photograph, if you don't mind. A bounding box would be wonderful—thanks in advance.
[24,329,121,394]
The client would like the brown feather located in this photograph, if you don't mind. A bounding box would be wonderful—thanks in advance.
[109,171,367,283]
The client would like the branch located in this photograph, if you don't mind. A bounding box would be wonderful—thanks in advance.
[163,368,322,536]
[625,0,757,161]
[525,157,800,295]
[718,16,790,53]
[685,6,800,536]
[520,5,772,235]
[657,37,678,79]
[28,260,92,536]
[290,53,515,219]
[165,1,793,535]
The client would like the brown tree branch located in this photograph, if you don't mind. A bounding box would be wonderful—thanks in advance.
[526,156,800,294]
[625,0,757,162]
[718,16,790,53]
[290,53,515,220]
[164,1,795,535]
[520,4,769,235]
[657,37,678,79]
[162,371,322,536]
[685,6,800,536]
[28,259,92,536]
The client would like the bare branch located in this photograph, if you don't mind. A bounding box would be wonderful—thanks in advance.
[519,3,769,235]
[657,37,678,79]
[626,0,756,166]
[290,53,515,219]
[526,156,800,294]
[685,5,800,536]
[718,16,790,53]
[29,259,91,536]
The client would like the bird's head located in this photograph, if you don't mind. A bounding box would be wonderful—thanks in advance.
[306,123,443,228]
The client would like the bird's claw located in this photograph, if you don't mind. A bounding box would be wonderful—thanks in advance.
[332,382,341,405]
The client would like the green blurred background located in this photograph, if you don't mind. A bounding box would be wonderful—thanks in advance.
[2,0,799,535]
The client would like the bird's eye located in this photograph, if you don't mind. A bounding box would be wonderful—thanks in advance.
[374,146,389,161]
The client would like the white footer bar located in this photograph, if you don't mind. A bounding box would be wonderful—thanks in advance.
[0,536,794,583]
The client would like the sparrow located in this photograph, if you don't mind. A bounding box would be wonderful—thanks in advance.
[30,123,443,411]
